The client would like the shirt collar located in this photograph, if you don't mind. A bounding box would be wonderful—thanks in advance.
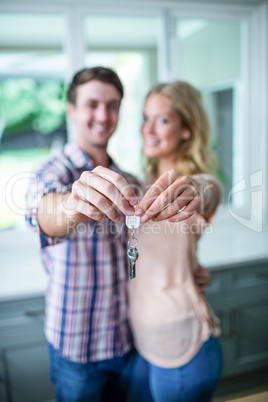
[64,141,120,172]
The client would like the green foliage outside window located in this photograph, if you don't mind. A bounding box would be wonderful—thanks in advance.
[0,79,67,138]
[0,78,67,230]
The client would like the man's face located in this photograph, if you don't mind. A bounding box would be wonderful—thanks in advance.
[68,80,121,152]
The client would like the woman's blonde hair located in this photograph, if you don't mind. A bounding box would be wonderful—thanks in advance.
[144,81,217,176]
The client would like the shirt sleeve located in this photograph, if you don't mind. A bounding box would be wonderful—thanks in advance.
[25,159,73,248]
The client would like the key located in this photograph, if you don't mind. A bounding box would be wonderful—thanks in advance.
[127,246,139,279]
[126,211,140,279]
[126,214,140,229]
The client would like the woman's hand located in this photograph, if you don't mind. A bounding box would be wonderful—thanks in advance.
[135,170,205,223]
[193,264,211,293]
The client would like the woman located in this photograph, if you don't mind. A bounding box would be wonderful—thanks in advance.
[128,81,223,402]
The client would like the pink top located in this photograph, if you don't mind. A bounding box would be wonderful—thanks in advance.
[128,211,220,368]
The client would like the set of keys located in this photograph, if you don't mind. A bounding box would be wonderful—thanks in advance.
[126,214,140,279]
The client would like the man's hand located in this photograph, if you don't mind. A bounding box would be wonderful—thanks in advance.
[37,166,138,237]
[65,166,137,223]
[193,264,211,293]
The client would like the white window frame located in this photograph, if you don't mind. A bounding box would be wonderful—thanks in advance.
[163,3,268,227]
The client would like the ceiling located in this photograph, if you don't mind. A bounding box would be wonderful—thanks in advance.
[1,0,267,5]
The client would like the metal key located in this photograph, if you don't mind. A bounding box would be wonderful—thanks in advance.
[127,246,139,279]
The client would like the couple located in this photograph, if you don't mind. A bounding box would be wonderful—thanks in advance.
[26,67,222,401]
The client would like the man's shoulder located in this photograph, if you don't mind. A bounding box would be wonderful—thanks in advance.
[33,150,68,175]
[33,142,83,174]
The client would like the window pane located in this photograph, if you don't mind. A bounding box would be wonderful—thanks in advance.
[83,15,159,178]
[176,19,242,202]
[0,13,65,49]
[84,15,158,48]
[177,20,241,85]
[0,13,67,230]
[0,51,67,78]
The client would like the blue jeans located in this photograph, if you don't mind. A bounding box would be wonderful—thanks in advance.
[129,337,223,402]
[48,344,137,402]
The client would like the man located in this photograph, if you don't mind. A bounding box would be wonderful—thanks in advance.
[26,66,210,401]
[26,67,140,402]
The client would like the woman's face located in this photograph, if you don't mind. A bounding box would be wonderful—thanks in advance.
[141,93,189,160]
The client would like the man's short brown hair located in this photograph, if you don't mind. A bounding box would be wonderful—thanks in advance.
[67,66,124,105]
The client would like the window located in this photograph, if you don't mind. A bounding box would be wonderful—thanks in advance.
[0,13,67,230]
[0,4,266,271]
[83,15,159,178]
[176,19,242,203]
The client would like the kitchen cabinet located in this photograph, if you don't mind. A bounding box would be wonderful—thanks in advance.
[0,259,267,401]
[206,259,268,378]
[0,297,55,402]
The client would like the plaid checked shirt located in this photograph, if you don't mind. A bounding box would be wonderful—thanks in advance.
[26,142,135,362]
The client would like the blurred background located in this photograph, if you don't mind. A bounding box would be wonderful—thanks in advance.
[0,0,267,401]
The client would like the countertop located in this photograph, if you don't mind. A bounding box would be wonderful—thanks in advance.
[0,213,267,301]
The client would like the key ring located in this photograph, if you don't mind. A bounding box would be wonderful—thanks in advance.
[127,236,138,248]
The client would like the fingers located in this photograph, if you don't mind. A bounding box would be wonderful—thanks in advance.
[163,194,202,222]
[63,190,104,223]
[69,167,138,223]
[93,166,137,206]
[197,285,207,293]
[71,183,121,222]
[135,170,179,215]
[152,189,201,222]
[135,170,201,223]
[75,202,105,222]
[193,265,211,293]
